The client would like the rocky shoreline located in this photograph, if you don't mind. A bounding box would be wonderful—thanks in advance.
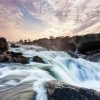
[0,80,100,100]
[1,36,100,63]
[0,36,100,100]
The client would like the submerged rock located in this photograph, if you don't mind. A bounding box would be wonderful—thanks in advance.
[33,56,45,63]
[0,37,8,53]
[0,83,36,100]
[47,80,100,100]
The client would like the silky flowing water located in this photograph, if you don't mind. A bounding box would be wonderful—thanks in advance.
[0,46,100,100]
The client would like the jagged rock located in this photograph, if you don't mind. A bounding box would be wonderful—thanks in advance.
[0,38,8,53]
[47,80,100,100]
[33,56,45,63]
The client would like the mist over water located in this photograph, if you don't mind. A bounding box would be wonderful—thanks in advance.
[0,46,100,100]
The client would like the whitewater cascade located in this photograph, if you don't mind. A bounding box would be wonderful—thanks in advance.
[0,46,100,100]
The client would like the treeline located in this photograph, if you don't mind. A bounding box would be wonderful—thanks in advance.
[17,33,100,51]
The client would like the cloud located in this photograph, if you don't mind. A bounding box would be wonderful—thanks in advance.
[0,0,100,41]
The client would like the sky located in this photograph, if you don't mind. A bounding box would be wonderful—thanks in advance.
[0,0,100,41]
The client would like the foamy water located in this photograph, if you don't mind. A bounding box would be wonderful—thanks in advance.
[0,46,100,100]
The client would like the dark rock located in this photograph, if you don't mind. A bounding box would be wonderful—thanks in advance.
[0,37,8,53]
[10,51,29,64]
[33,56,45,63]
[66,50,79,58]
[47,80,100,100]
[0,51,29,64]
[4,53,13,62]
[0,52,13,63]
[0,55,5,62]
[10,51,22,58]
[86,49,100,56]
[13,55,29,64]
[88,53,100,62]
[65,43,76,52]
[78,41,100,54]
[11,43,20,48]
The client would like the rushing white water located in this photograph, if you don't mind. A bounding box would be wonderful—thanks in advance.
[0,46,100,100]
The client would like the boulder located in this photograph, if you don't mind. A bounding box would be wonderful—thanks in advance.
[10,51,29,64]
[0,51,29,64]
[33,56,45,63]
[4,54,13,62]
[13,55,29,64]
[10,51,22,58]
[0,52,13,63]
[0,53,13,63]
[0,37,8,53]
[47,80,100,100]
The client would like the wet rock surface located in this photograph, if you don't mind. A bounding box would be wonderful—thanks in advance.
[47,80,100,100]
[88,53,100,62]
[0,38,8,53]
[66,50,79,58]
[0,51,29,64]
[33,56,45,63]
[0,83,36,100]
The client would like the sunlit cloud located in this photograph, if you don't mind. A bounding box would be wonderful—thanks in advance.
[0,0,100,41]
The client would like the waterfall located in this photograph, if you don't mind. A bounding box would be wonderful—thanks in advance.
[0,47,100,100]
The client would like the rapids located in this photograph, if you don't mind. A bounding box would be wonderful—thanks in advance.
[0,45,100,100]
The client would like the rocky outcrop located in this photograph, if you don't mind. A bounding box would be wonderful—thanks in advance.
[0,37,8,53]
[10,51,29,64]
[13,55,29,64]
[78,41,100,55]
[33,56,45,63]
[0,51,29,64]
[47,80,100,100]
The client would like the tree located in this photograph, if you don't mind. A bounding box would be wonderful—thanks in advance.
[19,39,23,44]
[49,36,54,40]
